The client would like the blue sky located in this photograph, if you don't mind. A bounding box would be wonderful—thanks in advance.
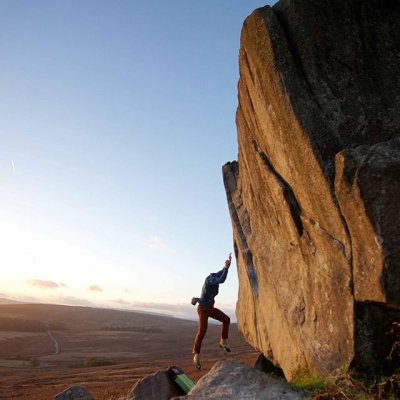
[0,1,273,319]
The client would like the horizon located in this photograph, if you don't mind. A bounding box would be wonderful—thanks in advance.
[0,296,235,322]
[1,1,274,320]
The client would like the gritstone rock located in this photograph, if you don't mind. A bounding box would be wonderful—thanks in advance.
[172,360,305,400]
[223,0,400,378]
[53,385,94,400]
[125,370,184,400]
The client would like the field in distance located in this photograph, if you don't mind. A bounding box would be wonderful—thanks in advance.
[0,303,258,399]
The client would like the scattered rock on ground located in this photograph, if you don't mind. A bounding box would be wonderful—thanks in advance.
[125,369,184,400]
[53,385,94,400]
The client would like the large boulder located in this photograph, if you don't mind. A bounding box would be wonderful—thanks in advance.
[223,0,400,379]
[172,361,305,400]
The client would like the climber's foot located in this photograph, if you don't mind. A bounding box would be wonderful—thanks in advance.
[193,353,201,370]
[219,339,231,353]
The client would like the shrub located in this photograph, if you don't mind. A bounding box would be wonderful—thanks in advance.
[290,369,328,395]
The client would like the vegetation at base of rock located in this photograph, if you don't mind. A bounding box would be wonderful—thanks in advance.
[291,370,400,399]
[310,375,372,399]
[290,369,328,395]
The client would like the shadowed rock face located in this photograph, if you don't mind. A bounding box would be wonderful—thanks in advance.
[223,0,400,378]
[126,370,184,400]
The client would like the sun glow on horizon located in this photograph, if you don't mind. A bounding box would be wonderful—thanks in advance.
[0,214,238,320]
[0,212,170,305]
[0,205,217,315]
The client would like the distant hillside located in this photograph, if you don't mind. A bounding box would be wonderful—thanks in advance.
[0,298,25,305]
[0,303,197,331]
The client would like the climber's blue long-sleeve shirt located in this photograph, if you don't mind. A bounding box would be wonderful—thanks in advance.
[198,267,229,307]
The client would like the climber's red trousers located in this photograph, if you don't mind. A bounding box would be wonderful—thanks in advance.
[193,304,230,354]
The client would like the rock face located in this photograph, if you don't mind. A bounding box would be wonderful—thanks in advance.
[53,385,94,400]
[172,361,305,400]
[223,0,400,378]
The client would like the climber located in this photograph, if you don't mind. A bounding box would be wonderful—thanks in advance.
[191,253,232,370]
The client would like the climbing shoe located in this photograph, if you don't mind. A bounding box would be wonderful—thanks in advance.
[219,339,231,353]
[193,353,201,370]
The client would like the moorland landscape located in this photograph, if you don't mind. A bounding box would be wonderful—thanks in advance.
[0,302,258,399]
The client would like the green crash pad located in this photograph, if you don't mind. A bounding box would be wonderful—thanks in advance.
[167,365,195,394]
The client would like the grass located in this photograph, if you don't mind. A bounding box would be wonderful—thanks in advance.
[290,368,328,395]
[316,374,374,400]
[290,368,400,399]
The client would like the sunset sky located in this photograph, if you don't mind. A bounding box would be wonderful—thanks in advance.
[1,1,273,320]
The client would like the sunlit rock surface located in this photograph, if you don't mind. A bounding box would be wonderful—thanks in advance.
[224,0,400,378]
